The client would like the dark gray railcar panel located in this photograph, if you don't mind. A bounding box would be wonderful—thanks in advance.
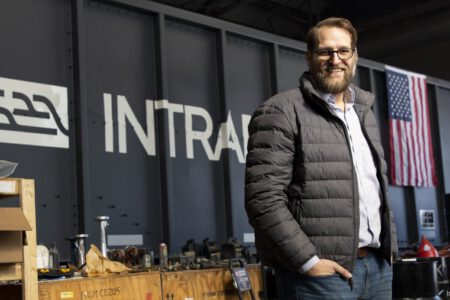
[387,186,409,248]
[0,0,75,259]
[165,18,227,251]
[225,34,273,242]
[414,187,440,244]
[84,2,162,250]
[277,47,307,92]
[226,34,273,112]
[437,87,450,194]
[355,66,371,92]
[371,71,390,170]
[0,0,70,86]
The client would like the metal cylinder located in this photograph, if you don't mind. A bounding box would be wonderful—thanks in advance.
[94,216,110,258]
[159,242,168,268]
[72,233,89,268]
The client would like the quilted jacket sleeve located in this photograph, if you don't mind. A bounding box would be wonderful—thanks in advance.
[245,102,317,271]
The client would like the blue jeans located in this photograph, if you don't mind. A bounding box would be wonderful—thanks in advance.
[275,250,393,300]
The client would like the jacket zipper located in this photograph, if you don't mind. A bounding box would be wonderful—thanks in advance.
[343,119,359,290]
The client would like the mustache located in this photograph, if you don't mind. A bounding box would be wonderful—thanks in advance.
[323,65,348,72]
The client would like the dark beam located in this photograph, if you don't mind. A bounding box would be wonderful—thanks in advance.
[207,0,256,17]
[254,0,310,23]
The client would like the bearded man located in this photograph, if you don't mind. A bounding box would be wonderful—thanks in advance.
[245,17,398,299]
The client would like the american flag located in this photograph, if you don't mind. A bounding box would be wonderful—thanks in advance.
[385,65,437,187]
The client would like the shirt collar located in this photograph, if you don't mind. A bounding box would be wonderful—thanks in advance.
[319,87,356,112]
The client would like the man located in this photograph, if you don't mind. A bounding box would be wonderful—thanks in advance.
[245,17,398,299]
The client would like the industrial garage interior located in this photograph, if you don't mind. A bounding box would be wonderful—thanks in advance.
[1,0,450,299]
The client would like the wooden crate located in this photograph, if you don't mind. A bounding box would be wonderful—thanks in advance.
[0,178,37,300]
[162,265,263,300]
[38,272,162,300]
[0,265,263,299]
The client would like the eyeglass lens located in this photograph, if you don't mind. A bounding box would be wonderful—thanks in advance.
[316,48,354,60]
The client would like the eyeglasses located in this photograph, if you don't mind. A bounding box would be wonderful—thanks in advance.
[314,47,356,60]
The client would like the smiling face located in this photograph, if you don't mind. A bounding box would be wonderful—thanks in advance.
[308,26,358,94]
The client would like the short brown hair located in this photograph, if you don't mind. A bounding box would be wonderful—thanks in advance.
[306,17,357,53]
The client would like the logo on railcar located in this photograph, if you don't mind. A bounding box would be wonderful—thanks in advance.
[0,77,69,148]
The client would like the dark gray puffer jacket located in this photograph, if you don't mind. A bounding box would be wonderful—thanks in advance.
[245,72,398,273]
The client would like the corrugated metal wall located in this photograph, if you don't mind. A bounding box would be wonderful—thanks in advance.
[1,0,450,259]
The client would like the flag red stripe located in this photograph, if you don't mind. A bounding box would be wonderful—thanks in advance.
[422,78,437,185]
[389,119,398,184]
[411,79,420,186]
[418,77,430,185]
[396,120,404,185]
[406,122,413,184]
[412,76,422,185]
[417,76,427,185]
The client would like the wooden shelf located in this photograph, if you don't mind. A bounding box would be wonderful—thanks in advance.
[0,179,37,300]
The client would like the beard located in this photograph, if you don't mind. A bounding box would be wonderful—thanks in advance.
[310,60,356,94]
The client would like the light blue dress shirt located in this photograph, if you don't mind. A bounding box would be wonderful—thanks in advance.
[300,89,382,273]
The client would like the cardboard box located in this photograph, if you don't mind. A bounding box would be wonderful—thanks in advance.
[0,207,31,263]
